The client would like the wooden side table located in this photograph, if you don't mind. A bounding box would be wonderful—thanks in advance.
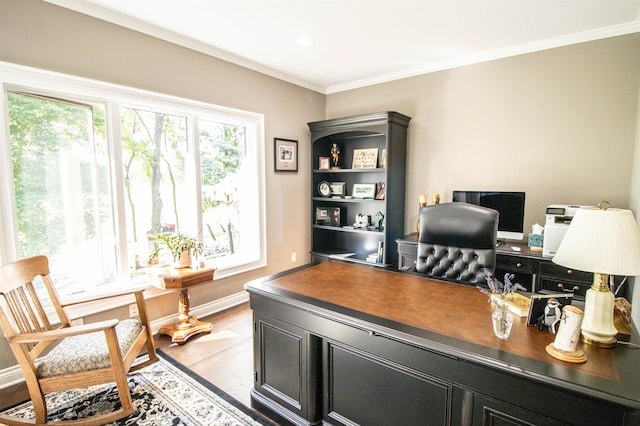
[148,264,215,344]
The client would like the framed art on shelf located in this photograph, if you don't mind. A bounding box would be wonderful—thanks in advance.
[375,182,386,200]
[352,148,378,169]
[330,181,346,196]
[274,138,298,172]
[352,183,376,199]
[319,157,330,170]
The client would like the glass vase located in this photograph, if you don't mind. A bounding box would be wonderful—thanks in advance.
[492,306,514,340]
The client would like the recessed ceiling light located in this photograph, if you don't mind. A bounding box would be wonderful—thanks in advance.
[295,36,313,46]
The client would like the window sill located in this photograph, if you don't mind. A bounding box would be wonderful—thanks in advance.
[61,282,166,320]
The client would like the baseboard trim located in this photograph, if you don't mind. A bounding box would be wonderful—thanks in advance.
[149,290,249,335]
[0,291,250,390]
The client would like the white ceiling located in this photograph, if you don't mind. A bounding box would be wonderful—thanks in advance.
[47,0,640,94]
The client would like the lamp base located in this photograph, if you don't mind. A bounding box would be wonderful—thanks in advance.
[580,273,618,349]
[545,343,587,363]
[580,334,617,348]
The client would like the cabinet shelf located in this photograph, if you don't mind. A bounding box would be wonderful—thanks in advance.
[313,224,384,234]
[312,197,383,203]
[313,168,386,174]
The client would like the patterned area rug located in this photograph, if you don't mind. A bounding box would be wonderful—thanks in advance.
[1,351,274,425]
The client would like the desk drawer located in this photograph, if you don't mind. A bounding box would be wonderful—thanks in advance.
[496,256,534,274]
[397,240,418,256]
[538,277,590,299]
[539,263,592,283]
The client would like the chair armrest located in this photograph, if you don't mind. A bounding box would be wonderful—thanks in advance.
[60,286,151,308]
[9,319,119,344]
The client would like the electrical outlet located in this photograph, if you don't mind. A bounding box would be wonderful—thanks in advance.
[291,252,297,263]
[129,303,139,317]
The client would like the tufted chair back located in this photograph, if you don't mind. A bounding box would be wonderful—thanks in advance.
[416,202,498,285]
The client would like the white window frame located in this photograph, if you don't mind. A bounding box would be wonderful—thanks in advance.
[0,62,266,313]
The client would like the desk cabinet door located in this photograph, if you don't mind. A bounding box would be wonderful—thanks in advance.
[253,313,321,424]
[325,342,453,426]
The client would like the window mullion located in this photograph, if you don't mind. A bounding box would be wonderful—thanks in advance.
[191,116,204,240]
[0,86,19,264]
[106,100,130,283]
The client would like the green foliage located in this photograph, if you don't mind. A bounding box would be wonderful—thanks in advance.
[148,232,204,263]
[7,92,103,257]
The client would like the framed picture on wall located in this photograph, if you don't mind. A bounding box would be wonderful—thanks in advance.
[274,138,298,172]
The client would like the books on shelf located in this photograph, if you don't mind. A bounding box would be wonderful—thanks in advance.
[366,253,379,263]
[492,292,531,317]
[366,242,385,263]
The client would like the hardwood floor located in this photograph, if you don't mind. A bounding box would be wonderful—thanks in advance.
[0,303,273,422]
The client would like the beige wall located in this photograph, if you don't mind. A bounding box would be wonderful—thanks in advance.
[0,0,324,370]
[327,34,640,234]
[1,0,639,371]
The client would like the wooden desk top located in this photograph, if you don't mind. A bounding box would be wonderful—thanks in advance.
[245,261,640,408]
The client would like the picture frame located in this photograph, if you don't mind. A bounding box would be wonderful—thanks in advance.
[274,138,298,172]
[329,207,343,226]
[318,157,330,170]
[330,181,346,196]
[315,207,331,225]
[375,182,386,200]
[318,181,332,197]
[526,293,574,327]
[352,183,376,199]
[315,207,342,226]
[352,148,379,169]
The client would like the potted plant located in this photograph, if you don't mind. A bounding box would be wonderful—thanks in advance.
[148,232,204,268]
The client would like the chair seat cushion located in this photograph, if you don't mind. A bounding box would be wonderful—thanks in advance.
[36,319,143,378]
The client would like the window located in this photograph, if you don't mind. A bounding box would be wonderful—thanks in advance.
[0,63,265,299]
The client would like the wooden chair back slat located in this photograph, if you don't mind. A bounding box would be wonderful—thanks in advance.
[26,281,53,330]
[15,284,51,333]
[0,256,58,347]
[4,290,29,334]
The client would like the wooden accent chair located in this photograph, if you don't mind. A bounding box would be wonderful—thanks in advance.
[0,255,158,425]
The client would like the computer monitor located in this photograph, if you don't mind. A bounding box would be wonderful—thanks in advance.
[452,191,526,242]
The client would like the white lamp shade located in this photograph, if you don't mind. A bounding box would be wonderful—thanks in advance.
[552,207,640,276]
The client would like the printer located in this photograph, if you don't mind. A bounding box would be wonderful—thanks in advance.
[542,205,592,257]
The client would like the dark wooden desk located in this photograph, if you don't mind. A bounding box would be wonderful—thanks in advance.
[397,233,595,298]
[245,262,640,426]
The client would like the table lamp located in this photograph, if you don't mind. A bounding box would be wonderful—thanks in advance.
[552,202,640,348]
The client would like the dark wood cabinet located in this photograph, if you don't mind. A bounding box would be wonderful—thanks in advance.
[246,262,640,426]
[308,112,410,267]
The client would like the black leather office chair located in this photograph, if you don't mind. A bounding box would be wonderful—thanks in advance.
[416,202,498,285]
